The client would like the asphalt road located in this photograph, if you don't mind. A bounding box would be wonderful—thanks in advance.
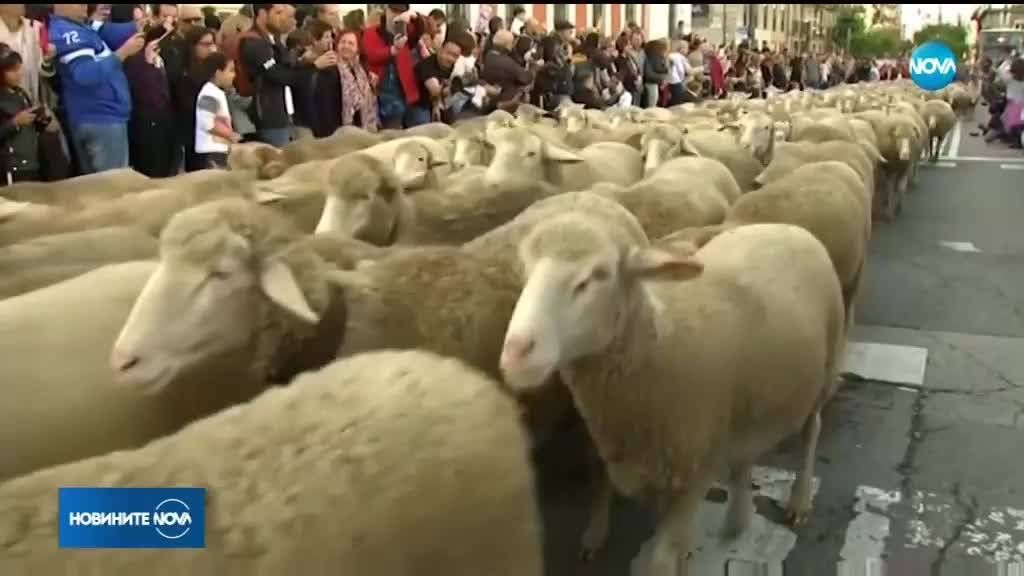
[536,116,1024,575]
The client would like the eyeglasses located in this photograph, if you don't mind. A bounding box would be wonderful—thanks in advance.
[183,17,202,24]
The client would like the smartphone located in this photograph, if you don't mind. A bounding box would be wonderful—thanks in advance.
[391,17,406,38]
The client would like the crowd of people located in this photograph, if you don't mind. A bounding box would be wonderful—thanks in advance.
[0,3,1021,186]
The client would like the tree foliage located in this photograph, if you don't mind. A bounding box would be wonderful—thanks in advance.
[831,5,912,58]
[913,24,969,60]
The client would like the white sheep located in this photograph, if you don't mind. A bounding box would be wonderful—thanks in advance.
[499,216,845,573]
[0,261,271,482]
[485,126,643,191]
[282,125,384,165]
[640,124,763,191]
[0,168,151,209]
[720,110,776,165]
[919,99,957,161]
[111,198,577,450]
[0,350,543,576]
[226,141,290,180]
[0,227,159,300]
[357,136,452,190]
[313,153,557,245]
[0,170,276,247]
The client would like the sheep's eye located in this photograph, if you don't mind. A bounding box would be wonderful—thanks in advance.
[417,157,425,162]
[209,269,231,281]
[591,267,610,282]
[572,278,590,296]
[525,151,537,158]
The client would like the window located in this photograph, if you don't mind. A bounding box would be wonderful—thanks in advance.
[554,3,568,23]
[594,3,605,29]
[625,4,637,27]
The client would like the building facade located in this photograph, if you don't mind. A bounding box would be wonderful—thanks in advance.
[687,4,837,54]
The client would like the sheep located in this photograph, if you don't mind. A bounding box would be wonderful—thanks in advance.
[498,217,845,572]
[945,82,975,118]
[872,114,922,219]
[280,125,384,165]
[398,121,454,139]
[651,156,742,205]
[0,168,152,209]
[0,197,56,224]
[693,160,869,323]
[0,350,543,576]
[0,227,159,299]
[110,198,574,442]
[226,141,289,180]
[485,126,643,191]
[588,168,730,240]
[313,152,558,245]
[451,123,494,170]
[0,261,273,482]
[919,99,957,161]
[756,140,879,198]
[640,123,763,192]
[0,170,277,248]
[719,110,775,165]
[356,136,452,190]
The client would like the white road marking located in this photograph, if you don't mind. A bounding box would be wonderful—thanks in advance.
[939,241,983,253]
[929,161,958,168]
[1000,164,1024,170]
[939,156,1024,163]
[687,466,820,573]
[948,121,963,158]
[907,491,1024,567]
[843,342,929,386]
[837,486,901,576]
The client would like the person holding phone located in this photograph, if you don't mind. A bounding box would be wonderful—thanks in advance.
[122,19,178,177]
[362,4,426,129]
[0,42,57,185]
[49,3,143,174]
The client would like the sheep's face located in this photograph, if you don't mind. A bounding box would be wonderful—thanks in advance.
[500,215,702,391]
[451,135,490,171]
[392,141,447,190]
[640,134,683,176]
[723,115,774,160]
[563,109,588,134]
[887,122,918,162]
[315,157,403,245]
[227,143,286,180]
[111,221,322,396]
[485,128,582,189]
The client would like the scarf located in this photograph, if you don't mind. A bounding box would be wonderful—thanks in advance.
[0,17,42,104]
[338,58,378,132]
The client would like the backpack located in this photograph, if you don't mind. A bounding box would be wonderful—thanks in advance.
[233,30,263,97]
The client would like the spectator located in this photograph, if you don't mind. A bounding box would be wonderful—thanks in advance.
[626,28,646,105]
[123,22,178,177]
[363,4,426,129]
[286,28,315,141]
[177,26,216,171]
[571,64,605,109]
[643,39,669,108]
[50,3,143,174]
[193,52,241,168]
[771,52,787,90]
[804,52,820,90]
[201,5,221,31]
[510,6,527,36]
[590,36,624,107]
[666,39,690,106]
[305,26,377,135]
[413,33,464,124]
[218,7,252,51]
[240,4,334,147]
[417,9,446,60]
[447,33,488,119]
[314,4,341,31]
[481,29,530,111]
[0,42,56,185]
[789,54,803,90]
[0,4,55,111]
[615,33,641,106]
[482,16,504,56]
[342,8,365,35]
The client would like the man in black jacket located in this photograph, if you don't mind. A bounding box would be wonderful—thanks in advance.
[481,30,533,110]
[241,4,335,147]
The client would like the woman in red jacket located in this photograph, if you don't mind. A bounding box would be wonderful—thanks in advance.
[360,4,425,129]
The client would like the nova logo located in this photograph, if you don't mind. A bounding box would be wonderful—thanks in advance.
[59,487,205,548]
[909,42,957,91]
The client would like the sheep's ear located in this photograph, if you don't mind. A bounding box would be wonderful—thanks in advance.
[623,246,703,282]
[324,268,373,289]
[544,144,584,164]
[253,189,287,204]
[429,157,449,168]
[260,259,320,324]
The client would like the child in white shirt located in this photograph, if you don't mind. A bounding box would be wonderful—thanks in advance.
[194,52,241,169]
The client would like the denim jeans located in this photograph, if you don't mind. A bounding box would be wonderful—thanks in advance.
[71,122,129,174]
[258,127,292,148]
[404,106,433,128]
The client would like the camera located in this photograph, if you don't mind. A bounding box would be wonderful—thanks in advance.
[32,106,50,129]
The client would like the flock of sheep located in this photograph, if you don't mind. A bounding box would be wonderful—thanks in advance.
[0,78,969,575]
